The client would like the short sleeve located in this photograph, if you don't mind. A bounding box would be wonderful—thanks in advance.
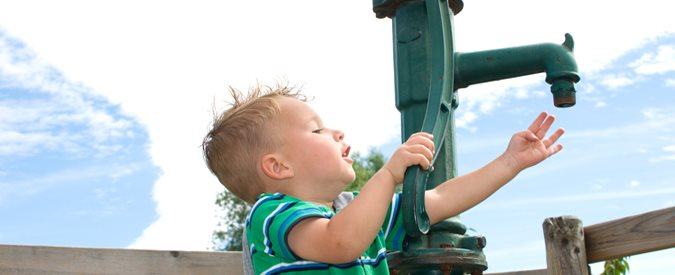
[246,193,333,261]
[381,192,406,251]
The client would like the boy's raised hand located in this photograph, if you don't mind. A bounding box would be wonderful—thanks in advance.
[503,112,565,172]
[384,132,435,184]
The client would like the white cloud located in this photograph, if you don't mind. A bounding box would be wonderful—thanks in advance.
[649,155,675,163]
[1,0,674,252]
[642,108,663,120]
[594,101,607,108]
[65,186,130,219]
[484,186,675,209]
[600,73,638,90]
[454,1,675,74]
[456,74,542,130]
[0,32,134,157]
[591,178,609,191]
[564,107,675,141]
[514,88,529,99]
[456,111,478,129]
[0,163,142,202]
[631,45,675,75]
[486,239,546,272]
[629,180,640,188]
[650,144,675,162]
[558,109,675,163]
[0,130,77,156]
[666,78,675,87]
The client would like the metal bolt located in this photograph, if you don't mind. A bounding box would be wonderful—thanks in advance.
[476,236,487,249]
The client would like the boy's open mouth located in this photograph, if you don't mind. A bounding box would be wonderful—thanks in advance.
[342,145,352,163]
[342,145,351,157]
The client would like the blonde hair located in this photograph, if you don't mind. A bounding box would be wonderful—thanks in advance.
[202,83,305,203]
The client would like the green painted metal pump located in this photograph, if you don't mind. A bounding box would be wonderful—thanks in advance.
[372,0,580,274]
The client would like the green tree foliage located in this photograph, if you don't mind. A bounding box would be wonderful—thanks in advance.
[601,257,630,275]
[212,149,387,251]
[345,149,385,192]
[212,190,250,251]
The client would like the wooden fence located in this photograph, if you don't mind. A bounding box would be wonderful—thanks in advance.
[1,206,672,274]
[493,206,675,275]
[0,245,242,274]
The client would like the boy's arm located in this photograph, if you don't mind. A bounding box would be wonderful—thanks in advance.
[287,133,434,264]
[287,169,397,263]
[425,112,565,225]
[425,154,518,225]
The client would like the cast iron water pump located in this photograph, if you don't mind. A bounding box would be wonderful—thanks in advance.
[372,0,580,274]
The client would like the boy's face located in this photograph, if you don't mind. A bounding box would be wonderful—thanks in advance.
[275,97,356,199]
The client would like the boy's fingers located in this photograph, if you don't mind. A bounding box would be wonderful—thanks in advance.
[547,143,563,156]
[413,154,432,170]
[407,134,435,152]
[521,131,539,142]
[543,128,565,148]
[408,144,434,162]
[409,132,434,141]
[535,115,555,139]
[528,112,547,133]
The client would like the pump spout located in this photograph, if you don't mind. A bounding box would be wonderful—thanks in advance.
[454,33,580,107]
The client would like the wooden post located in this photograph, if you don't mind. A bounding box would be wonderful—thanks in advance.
[543,216,589,275]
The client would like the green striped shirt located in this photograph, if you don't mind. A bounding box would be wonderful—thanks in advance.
[245,192,405,274]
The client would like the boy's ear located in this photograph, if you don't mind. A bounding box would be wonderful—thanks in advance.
[260,153,294,180]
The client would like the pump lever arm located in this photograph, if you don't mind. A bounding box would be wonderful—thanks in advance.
[400,0,455,238]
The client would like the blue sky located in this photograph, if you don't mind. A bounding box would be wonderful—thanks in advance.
[0,31,159,247]
[0,1,673,274]
[456,35,675,272]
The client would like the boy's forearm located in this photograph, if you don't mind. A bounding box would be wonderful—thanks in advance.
[325,169,397,257]
[425,153,520,225]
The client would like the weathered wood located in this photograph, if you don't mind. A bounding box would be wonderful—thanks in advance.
[584,206,675,263]
[543,216,589,275]
[486,268,547,275]
[0,244,243,275]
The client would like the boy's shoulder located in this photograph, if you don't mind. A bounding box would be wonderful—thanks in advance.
[245,193,335,230]
[244,192,336,261]
[245,191,361,240]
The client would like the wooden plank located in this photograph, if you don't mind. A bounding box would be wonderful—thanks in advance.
[584,206,675,263]
[543,216,589,275]
[0,244,243,275]
[486,268,547,275]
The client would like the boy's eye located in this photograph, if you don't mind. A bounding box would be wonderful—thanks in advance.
[312,128,324,134]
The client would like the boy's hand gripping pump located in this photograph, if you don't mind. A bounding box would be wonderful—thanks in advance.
[373,0,579,274]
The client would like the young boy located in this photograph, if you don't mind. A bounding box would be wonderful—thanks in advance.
[202,84,564,274]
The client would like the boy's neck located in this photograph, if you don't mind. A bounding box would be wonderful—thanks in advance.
[272,188,337,209]
[270,182,342,210]
[290,192,335,209]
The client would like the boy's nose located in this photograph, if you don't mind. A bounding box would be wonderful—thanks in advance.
[333,129,344,142]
